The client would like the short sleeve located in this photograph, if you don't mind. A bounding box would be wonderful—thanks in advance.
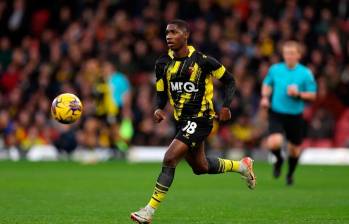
[304,69,317,93]
[205,55,226,79]
[121,75,130,92]
[263,65,274,87]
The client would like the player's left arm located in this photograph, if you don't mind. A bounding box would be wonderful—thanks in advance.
[207,56,236,121]
[154,58,168,123]
[299,69,317,102]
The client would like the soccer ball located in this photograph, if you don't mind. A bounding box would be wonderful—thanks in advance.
[51,93,83,124]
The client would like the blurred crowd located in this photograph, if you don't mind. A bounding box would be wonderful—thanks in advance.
[1,0,349,158]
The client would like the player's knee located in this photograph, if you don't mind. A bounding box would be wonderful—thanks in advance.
[267,134,283,149]
[163,154,178,167]
[192,168,206,175]
[289,144,301,157]
[191,164,208,175]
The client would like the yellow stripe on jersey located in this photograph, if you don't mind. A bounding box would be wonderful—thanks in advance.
[197,92,207,118]
[212,65,226,79]
[175,63,199,119]
[198,75,215,118]
[168,45,196,59]
[156,79,164,91]
[168,50,174,59]
[166,61,181,119]
[207,78,215,117]
[187,46,195,57]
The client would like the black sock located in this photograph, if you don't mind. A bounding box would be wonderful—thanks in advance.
[147,166,175,209]
[271,148,283,162]
[287,156,299,177]
[157,166,176,187]
[206,157,221,174]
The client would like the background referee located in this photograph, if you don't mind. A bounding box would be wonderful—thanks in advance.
[261,41,317,186]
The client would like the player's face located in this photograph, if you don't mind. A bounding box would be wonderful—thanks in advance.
[282,46,301,67]
[165,24,188,50]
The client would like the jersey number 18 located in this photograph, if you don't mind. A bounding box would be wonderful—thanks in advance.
[182,121,197,134]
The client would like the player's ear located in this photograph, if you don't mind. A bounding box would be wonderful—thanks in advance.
[184,31,189,40]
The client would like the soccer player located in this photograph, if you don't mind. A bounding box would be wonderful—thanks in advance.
[131,19,256,224]
[260,41,317,186]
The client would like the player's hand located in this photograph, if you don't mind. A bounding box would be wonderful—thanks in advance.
[287,85,299,97]
[154,109,166,123]
[219,107,231,122]
[260,96,270,108]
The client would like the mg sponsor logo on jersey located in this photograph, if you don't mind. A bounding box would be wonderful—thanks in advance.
[170,81,198,93]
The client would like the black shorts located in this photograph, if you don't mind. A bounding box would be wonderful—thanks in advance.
[175,117,213,149]
[268,110,304,145]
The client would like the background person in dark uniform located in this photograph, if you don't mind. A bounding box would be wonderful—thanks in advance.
[131,19,256,224]
[261,41,317,186]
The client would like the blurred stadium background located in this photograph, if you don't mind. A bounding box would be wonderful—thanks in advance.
[1,0,349,163]
[1,1,349,224]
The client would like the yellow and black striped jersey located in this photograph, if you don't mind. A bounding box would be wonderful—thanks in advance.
[155,46,235,121]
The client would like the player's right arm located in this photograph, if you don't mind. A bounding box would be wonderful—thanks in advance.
[154,57,168,123]
[260,65,274,109]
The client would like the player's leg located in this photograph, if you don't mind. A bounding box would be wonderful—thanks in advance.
[266,111,285,178]
[266,133,284,177]
[131,139,189,223]
[147,139,188,209]
[185,142,256,189]
[284,114,304,186]
[286,142,301,185]
[180,118,244,175]
[185,142,209,174]
[185,142,240,174]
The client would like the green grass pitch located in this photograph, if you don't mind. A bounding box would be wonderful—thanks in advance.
[0,161,348,224]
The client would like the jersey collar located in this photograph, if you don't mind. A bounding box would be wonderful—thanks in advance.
[168,45,195,59]
[284,62,299,70]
